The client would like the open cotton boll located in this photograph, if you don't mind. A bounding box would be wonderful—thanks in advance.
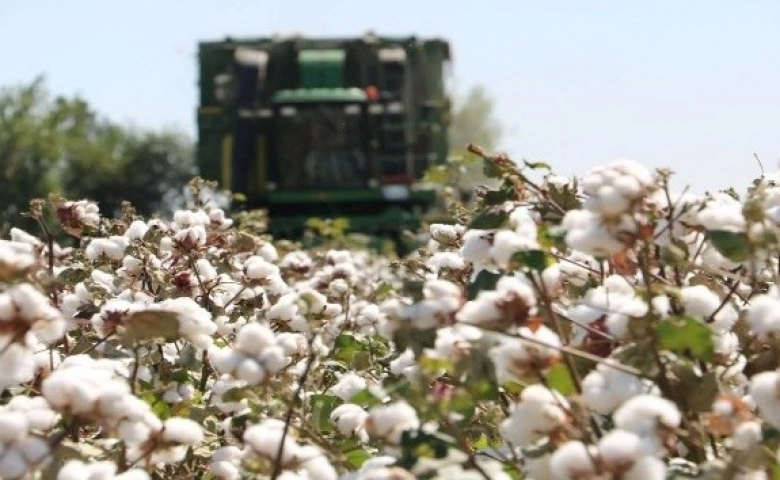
[58,460,150,480]
[747,291,780,339]
[749,370,780,430]
[561,209,626,255]
[549,441,596,479]
[680,285,737,331]
[365,401,420,444]
[613,395,681,454]
[330,372,367,402]
[582,362,658,415]
[330,403,369,439]
[500,385,570,447]
[696,193,746,233]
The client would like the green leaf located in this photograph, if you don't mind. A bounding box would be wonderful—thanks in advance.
[707,230,751,262]
[511,250,549,272]
[657,316,714,362]
[310,394,342,432]
[373,281,395,300]
[350,388,383,408]
[467,270,501,300]
[546,363,576,396]
[523,160,552,171]
[468,206,508,229]
[394,325,437,356]
[119,310,180,346]
[222,387,250,403]
[345,448,372,469]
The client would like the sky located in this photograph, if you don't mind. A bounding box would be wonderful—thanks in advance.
[1,1,779,193]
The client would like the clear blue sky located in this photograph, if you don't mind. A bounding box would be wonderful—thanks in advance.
[2,1,779,193]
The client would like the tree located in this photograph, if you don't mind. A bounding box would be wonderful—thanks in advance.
[447,84,504,191]
[0,77,195,230]
[448,84,503,154]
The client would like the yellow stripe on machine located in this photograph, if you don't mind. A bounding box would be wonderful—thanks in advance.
[221,135,233,190]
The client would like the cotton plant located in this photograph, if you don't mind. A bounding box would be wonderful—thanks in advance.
[7,160,780,480]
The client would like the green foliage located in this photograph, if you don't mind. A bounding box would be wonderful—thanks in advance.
[0,76,195,228]
[657,315,715,362]
[707,229,752,262]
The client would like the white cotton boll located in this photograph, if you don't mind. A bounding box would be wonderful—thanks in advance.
[84,237,129,262]
[0,412,28,442]
[243,421,300,463]
[427,252,467,273]
[236,358,266,384]
[681,285,737,331]
[389,349,419,380]
[597,429,642,467]
[258,346,288,374]
[162,418,204,445]
[490,230,536,268]
[748,293,780,339]
[460,230,494,271]
[0,343,38,390]
[194,258,219,284]
[17,436,50,466]
[235,323,276,353]
[549,441,596,479]
[651,295,671,317]
[209,348,243,375]
[125,220,150,240]
[750,370,780,429]
[430,224,465,245]
[244,255,279,280]
[613,395,681,452]
[331,373,367,402]
[209,446,243,480]
[582,362,657,415]
[0,448,28,479]
[365,401,420,444]
[268,294,299,322]
[7,396,58,431]
[697,194,746,233]
[297,445,338,480]
[330,404,369,438]
[491,326,561,383]
[561,209,625,256]
[593,185,630,216]
[500,385,570,447]
[622,456,667,480]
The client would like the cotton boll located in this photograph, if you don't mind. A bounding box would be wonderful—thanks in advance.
[209,446,243,480]
[500,385,569,447]
[162,418,204,446]
[622,456,667,480]
[235,323,277,353]
[681,285,737,331]
[748,292,780,339]
[561,209,626,256]
[582,362,658,415]
[365,402,420,444]
[749,370,780,429]
[597,429,643,468]
[613,395,681,454]
[549,441,596,479]
[330,373,367,402]
[330,404,369,439]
